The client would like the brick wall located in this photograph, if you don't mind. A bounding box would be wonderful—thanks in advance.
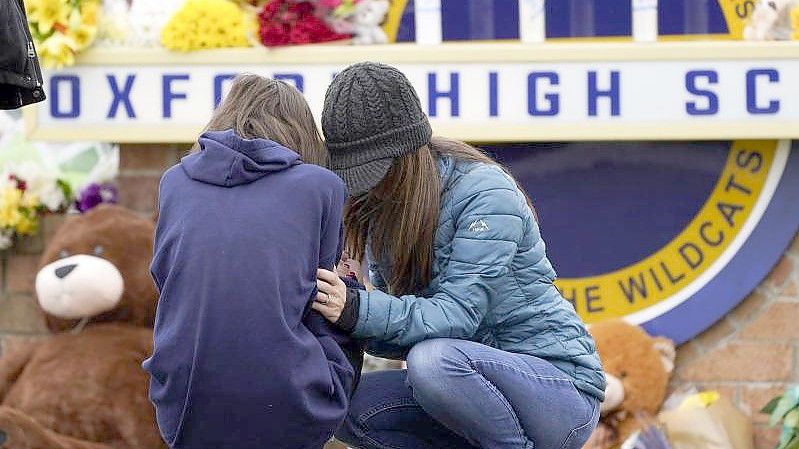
[1,144,797,448]
[671,236,798,449]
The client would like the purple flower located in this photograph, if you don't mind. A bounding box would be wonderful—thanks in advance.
[76,183,118,213]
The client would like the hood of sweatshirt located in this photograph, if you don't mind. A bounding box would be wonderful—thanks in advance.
[181,129,301,187]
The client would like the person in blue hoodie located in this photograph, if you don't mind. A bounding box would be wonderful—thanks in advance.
[143,74,362,449]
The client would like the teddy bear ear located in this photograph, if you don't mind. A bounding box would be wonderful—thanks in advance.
[653,337,676,374]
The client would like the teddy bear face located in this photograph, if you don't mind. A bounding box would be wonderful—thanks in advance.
[35,205,157,332]
[591,320,675,418]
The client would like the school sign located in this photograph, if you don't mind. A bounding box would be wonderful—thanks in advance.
[24,42,799,142]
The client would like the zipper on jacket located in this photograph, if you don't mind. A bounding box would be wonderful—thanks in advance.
[27,41,35,58]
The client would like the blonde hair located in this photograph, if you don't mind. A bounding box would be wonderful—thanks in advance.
[191,74,327,166]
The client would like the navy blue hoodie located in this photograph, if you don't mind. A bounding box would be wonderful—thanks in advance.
[143,129,357,449]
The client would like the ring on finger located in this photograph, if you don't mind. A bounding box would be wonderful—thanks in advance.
[320,292,330,305]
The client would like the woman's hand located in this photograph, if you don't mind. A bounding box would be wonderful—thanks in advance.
[313,268,347,323]
[336,252,363,283]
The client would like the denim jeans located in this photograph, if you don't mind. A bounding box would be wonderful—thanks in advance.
[336,339,599,449]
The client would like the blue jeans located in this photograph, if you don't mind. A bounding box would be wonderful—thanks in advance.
[336,339,599,449]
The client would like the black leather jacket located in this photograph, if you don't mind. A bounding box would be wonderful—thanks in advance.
[1,0,45,109]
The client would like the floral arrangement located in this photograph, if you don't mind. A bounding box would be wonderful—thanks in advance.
[25,0,100,67]
[762,385,799,449]
[75,182,117,212]
[0,163,72,250]
[161,0,252,51]
[257,0,350,46]
[792,5,799,39]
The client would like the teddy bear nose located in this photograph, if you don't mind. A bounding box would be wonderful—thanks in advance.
[55,264,78,279]
[0,429,7,445]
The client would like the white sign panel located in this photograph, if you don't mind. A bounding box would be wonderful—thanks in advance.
[25,44,799,142]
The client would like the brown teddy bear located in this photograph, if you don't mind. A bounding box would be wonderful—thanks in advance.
[584,320,676,449]
[0,205,164,449]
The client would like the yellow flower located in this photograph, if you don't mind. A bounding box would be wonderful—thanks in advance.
[15,214,39,236]
[80,0,99,26]
[27,0,71,35]
[21,192,40,209]
[792,6,799,40]
[161,0,250,51]
[68,24,97,50]
[0,187,23,228]
[38,33,78,69]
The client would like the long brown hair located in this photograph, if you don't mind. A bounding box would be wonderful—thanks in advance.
[345,137,528,296]
[191,74,327,166]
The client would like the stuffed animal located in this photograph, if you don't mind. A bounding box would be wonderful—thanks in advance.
[352,0,389,45]
[743,0,799,40]
[0,205,164,449]
[583,320,676,449]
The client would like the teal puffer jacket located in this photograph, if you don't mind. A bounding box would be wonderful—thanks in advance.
[352,155,606,400]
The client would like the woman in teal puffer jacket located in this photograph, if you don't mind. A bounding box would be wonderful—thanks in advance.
[313,62,606,449]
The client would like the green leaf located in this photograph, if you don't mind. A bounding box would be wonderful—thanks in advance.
[783,435,799,449]
[771,388,799,427]
[780,428,796,449]
[764,396,784,414]
[787,409,799,428]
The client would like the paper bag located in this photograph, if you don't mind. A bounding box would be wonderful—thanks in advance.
[659,397,753,449]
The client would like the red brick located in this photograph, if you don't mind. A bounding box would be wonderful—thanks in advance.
[14,233,43,254]
[6,254,40,294]
[117,175,160,213]
[740,385,787,423]
[766,257,793,290]
[120,144,177,172]
[754,425,780,449]
[675,340,704,370]
[782,280,798,299]
[728,291,771,326]
[694,318,738,350]
[0,294,47,333]
[741,303,799,340]
[678,342,793,382]
[41,213,68,244]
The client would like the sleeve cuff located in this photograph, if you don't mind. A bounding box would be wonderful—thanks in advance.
[335,288,361,333]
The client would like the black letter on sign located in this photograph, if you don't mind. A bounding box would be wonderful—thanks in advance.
[679,242,704,270]
[736,149,763,173]
[717,202,745,227]
[699,221,724,247]
[618,274,648,303]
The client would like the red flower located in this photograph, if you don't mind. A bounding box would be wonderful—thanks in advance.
[258,0,350,47]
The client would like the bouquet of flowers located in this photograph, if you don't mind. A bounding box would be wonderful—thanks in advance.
[257,0,350,46]
[25,0,100,67]
[0,163,72,250]
[161,0,252,51]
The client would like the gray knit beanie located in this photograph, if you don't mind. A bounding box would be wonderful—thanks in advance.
[322,62,432,195]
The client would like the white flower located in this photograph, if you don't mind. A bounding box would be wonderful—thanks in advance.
[6,161,67,212]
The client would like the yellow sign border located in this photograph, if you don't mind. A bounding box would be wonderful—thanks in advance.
[555,140,780,323]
